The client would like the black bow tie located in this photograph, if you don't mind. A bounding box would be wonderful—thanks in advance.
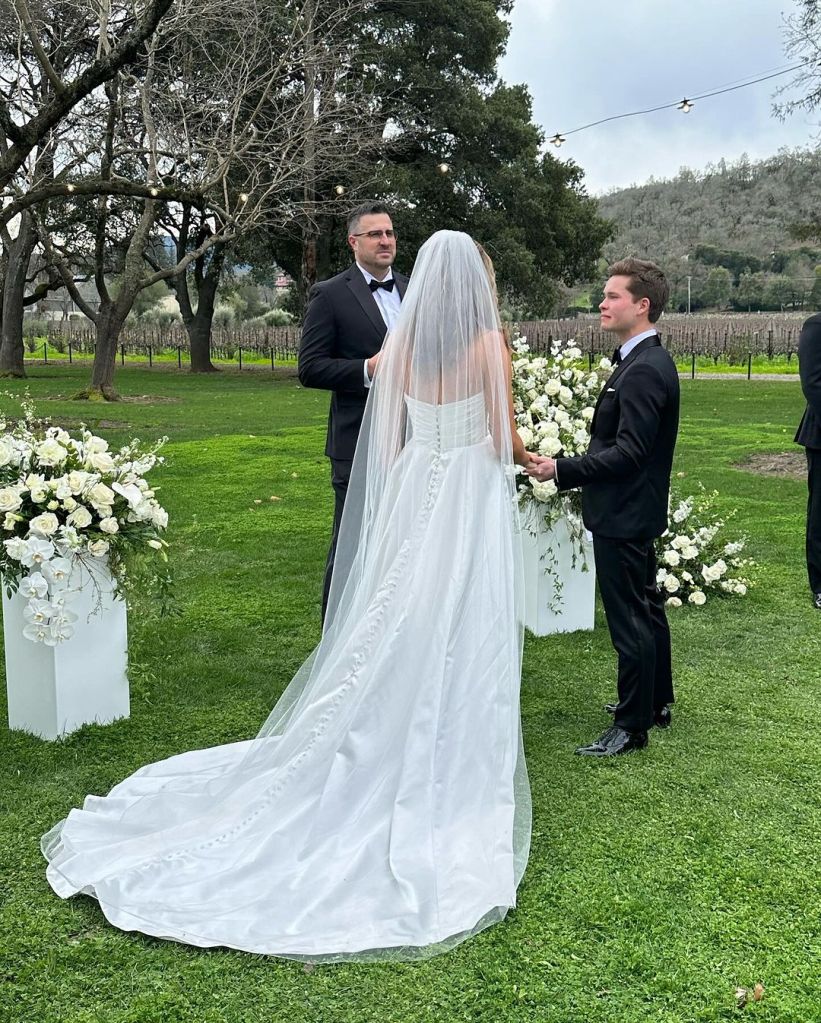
[369,278,395,292]
[611,346,622,365]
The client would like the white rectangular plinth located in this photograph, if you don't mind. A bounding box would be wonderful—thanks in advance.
[522,515,596,636]
[3,561,129,740]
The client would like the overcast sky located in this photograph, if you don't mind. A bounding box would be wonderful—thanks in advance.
[499,0,818,194]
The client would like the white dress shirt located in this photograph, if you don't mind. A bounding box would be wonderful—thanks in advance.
[358,262,402,387]
[552,329,658,485]
[618,328,658,362]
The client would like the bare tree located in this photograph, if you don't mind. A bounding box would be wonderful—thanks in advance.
[29,0,379,396]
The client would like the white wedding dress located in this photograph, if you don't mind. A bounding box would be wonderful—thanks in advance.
[42,390,531,961]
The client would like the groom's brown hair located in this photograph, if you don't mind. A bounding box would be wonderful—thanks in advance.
[608,258,669,323]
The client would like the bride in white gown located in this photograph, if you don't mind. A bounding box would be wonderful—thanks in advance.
[42,230,534,961]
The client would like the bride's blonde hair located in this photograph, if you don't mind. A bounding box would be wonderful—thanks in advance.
[475,241,510,348]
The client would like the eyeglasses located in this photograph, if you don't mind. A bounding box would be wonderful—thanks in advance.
[351,229,397,240]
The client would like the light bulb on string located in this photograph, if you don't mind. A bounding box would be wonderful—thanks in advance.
[436,162,451,175]
[549,133,566,148]
[334,185,346,196]
[677,98,694,113]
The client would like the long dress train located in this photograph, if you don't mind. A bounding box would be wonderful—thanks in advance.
[42,391,531,961]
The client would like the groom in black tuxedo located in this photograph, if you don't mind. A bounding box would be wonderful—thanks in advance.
[528,258,680,757]
[298,202,409,619]
[795,312,821,609]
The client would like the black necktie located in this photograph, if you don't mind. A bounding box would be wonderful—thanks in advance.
[369,278,395,292]
[611,346,622,365]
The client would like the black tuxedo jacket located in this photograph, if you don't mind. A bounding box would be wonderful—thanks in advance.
[555,334,680,540]
[298,264,409,460]
[795,312,821,450]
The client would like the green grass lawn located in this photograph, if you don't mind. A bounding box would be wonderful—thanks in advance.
[0,368,818,1023]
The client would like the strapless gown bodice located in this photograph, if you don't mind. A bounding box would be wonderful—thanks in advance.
[404,392,488,451]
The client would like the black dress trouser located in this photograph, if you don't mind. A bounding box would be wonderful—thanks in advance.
[321,458,353,622]
[592,534,674,733]
[807,448,821,595]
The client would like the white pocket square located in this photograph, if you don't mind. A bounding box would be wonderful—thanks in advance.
[606,387,616,392]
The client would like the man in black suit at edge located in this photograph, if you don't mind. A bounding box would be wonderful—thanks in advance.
[298,202,409,621]
[795,312,821,610]
[528,258,680,757]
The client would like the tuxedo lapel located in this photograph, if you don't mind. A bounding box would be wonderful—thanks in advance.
[592,334,662,425]
[395,273,409,300]
[344,266,389,341]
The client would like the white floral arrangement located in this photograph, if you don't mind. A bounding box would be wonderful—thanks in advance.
[511,332,612,560]
[0,396,170,645]
[655,484,754,607]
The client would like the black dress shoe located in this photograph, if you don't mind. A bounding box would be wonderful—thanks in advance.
[814,593,821,610]
[575,725,648,757]
[604,703,672,728]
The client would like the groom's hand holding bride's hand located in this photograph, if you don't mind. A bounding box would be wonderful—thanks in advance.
[526,455,556,482]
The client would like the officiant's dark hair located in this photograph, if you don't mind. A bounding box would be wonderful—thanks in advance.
[608,258,669,323]
[347,202,393,235]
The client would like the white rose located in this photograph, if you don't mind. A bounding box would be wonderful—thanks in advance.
[573,428,588,448]
[67,470,91,494]
[665,596,682,608]
[517,426,534,448]
[565,345,582,361]
[88,482,116,507]
[735,582,747,596]
[663,550,680,567]
[682,545,699,560]
[663,575,680,593]
[539,436,562,457]
[62,497,78,512]
[0,436,17,467]
[67,506,93,529]
[29,512,60,537]
[542,421,560,439]
[87,450,116,473]
[84,435,109,454]
[689,590,707,606]
[99,516,119,534]
[47,500,59,511]
[35,438,69,466]
[558,386,573,406]
[545,379,561,397]
[0,487,23,513]
[54,478,73,500]
[531,479,558,502]
[581,406,595,420]
[87,539,110,558]
[599,357,613,371]
[150,504,168,530]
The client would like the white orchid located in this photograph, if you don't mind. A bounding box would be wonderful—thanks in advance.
[20,537,55,567]
[19,572,49,599]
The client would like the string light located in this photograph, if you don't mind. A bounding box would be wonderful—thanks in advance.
[65,183,75,193]
[239,192,249,202]
[149,187,159,196]
[548,60,810,146]
[436,162,451,174]
[334,184,346,195]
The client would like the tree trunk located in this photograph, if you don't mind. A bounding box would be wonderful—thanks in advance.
[0,212,37,377]
[188,304,218,372]
[87,300,126,399]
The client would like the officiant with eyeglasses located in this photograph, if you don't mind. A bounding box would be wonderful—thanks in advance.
[298,202,409,621]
